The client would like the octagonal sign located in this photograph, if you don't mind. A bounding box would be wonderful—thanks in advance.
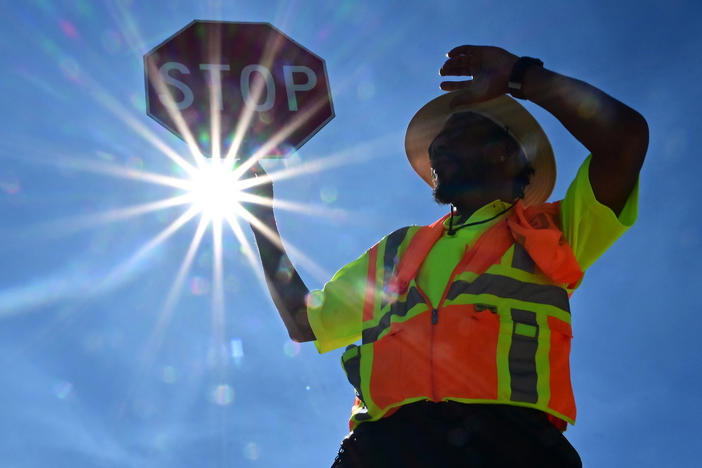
[144,20,334,159]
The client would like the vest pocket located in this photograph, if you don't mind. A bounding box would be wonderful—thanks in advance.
[433,304,500,400]
[546,316,576,420]
[368,314,433,409]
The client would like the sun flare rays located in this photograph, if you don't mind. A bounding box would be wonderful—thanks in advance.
[3,11,401,387]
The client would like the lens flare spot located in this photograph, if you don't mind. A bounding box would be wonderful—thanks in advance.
[129,93,146,112]
[275,256,293,283]
[189,276,210,295]
[0,173,20,195]
[162,365,177,384]
[577,96,600,119]
[54,381,73,399]
[317,26,330,41]
[320,185,338,204]
[283,150,302,167]
[126,155,144,170]
[198,130,210,145]
[59,56,80,81]
[283,340,301,358]
[96,150,116,161]
[170,162,184,175]
[230,338,244,365]
[211,384,234,406]
[59,19,79,38]
[305,290,323,309]
[243,442,259,460]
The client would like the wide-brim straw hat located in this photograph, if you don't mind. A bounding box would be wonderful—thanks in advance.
[404,92,556,206]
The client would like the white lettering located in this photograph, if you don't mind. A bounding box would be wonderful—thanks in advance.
[199,64,230,111]
[283,65,317,111]
[158,62,193,110]
[240,64,275,111]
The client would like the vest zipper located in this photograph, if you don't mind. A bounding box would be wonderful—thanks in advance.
[422,243,476,402]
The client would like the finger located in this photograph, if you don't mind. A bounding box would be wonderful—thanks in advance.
[447,44,480,58]
[440,80,473,91]
[439,56,474,76]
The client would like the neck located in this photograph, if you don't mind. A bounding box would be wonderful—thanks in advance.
[449,185,515,220]
[451,198,514,223]
[452,200,498,221]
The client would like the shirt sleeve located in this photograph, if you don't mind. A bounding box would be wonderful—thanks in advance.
[559,154,639,273]
[306,249,370,354]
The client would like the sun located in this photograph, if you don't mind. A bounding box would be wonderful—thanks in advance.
[186,158,245,221]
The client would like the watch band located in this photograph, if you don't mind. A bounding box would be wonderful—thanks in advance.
[508,56,544,99]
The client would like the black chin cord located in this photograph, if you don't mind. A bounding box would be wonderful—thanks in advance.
[447,203,515,236]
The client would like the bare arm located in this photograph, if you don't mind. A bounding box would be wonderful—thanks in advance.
[242,169,316,342]
[440,45,649,215]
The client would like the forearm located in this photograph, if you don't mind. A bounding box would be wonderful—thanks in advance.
[521,65,648,213]
[251,210,315,342]
[522,66,648,161]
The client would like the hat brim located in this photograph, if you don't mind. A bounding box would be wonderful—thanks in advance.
[404,92,555,206]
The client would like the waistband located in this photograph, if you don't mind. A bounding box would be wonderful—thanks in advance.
[361,401,553,431]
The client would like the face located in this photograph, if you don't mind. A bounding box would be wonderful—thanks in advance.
[428,112,524,205]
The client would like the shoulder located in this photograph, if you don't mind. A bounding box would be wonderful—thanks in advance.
[519,201,564,231]
[372,225,418,250]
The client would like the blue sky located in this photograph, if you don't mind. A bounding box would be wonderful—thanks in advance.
[1,0,701,467]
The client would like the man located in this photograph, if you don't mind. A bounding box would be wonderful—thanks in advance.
[247,45,648,467]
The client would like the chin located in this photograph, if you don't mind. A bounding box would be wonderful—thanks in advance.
[433,182,465,205]
[433,180,493,206]
[432,190,451,205]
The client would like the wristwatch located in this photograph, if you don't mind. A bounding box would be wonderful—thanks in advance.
[508,56,543,100]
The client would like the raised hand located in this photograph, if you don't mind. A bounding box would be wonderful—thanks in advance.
[439,45,518,106]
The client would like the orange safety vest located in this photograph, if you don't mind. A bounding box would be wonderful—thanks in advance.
[341,201,583,432]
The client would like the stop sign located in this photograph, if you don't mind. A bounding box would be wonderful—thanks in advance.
[144,20,334,159]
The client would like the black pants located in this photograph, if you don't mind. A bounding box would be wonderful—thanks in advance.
[331,402,582,468]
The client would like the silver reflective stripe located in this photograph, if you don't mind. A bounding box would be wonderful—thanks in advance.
[511,243,535,273]
[383,227,410,272]
[342,345,365,403]
[380,227,411,312]
[445,273,570,314]
[509,309,539,403]
[362,286,426,344]
[342,345,373,422]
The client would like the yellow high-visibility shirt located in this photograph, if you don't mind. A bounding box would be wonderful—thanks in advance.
[307,155,639,353]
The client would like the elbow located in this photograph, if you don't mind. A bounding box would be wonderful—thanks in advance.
[628,109,649,157]
[632,110,649,150]
[616,109,649,170]
[287,310,316,343]
[288,328,315,343]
